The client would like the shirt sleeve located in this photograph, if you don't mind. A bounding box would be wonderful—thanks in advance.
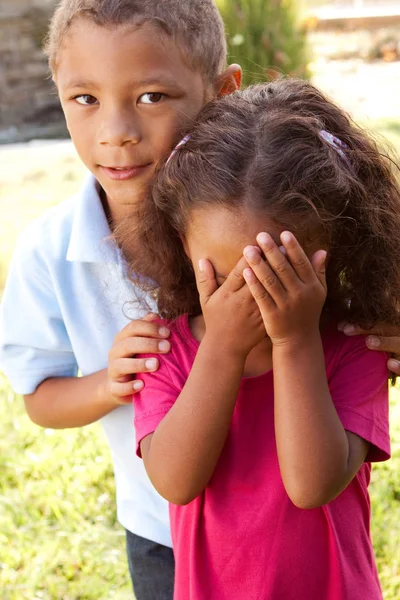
[0,236,78,394]
[134,351,181,457]
[328,335,390,462]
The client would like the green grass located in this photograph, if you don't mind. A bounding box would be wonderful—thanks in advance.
[0,119,400,598]
[0,374,132,600]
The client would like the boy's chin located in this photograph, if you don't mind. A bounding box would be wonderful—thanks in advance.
[100,179,150,208]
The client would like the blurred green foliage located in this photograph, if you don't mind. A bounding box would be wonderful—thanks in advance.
[218,0,309,86]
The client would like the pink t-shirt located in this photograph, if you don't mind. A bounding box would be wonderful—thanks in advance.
[134,316,390,600]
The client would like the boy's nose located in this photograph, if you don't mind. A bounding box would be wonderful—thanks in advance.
[99,112,141,147]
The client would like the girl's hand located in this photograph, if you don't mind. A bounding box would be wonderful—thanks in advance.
[195,256,265,358]
[243,231,327,346]
[106,313,171,404]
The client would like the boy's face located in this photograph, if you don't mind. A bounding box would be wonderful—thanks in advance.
[56,19,211,221]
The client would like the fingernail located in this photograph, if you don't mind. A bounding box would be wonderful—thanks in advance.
[243,268,254,280]
[366,336,380,349]
[244,247,260,262]
[158,340,170,352]
[159,327,170,337]
[343,324,356,335]
[133,380,143,391]
[145,359,158,371]
[257,232,269,245]
[199,259,207,272]
[388,359,399,371]
[280,231,292,244]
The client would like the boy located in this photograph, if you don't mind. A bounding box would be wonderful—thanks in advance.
[0,1,241,598]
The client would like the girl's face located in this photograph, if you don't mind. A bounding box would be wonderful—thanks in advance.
[184,206,322,286]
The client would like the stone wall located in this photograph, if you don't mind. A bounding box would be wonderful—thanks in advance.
[0,0,67,143]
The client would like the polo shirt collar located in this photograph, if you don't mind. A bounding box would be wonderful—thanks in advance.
[67,174,121,264]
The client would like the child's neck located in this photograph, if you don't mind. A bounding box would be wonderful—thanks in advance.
[100,187,138,231]
[189,315,273,378]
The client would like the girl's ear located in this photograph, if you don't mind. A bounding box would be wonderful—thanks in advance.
[214,64,242,97]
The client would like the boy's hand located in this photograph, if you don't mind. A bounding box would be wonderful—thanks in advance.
[338,322,400,374]
[243,231,327,346]
[106,313,171,404]
[196,256,265,358]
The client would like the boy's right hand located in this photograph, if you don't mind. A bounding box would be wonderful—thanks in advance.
[106,313,171,405]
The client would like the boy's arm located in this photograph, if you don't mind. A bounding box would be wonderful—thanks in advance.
[24,370,112,428]
[24,316,171,428]
[1,237,169,429]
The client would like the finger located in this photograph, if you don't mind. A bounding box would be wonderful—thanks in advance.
[254,232,298,291]
[143,312,161,322]
[243,267,276,310]
[109,336,170,360]
[387,358,400,375]
[223,256,248,293]
[311,249,327,289]
[196,259,218,305]
[280,231,315,283]
[338,322,400,337]
[108,379,143,403]
[364,335,400,356]
[109,357,160,379]
[243,246,285,304]
[114,319,170,343]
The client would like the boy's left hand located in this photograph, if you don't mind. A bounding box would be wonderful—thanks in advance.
[338,322,400,374]
[243,231,327,346]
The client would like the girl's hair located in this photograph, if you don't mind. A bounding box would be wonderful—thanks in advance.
[45,0,226,83]
[116,78,400,330]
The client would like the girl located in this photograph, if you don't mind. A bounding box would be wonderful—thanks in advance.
[116,79,400,599]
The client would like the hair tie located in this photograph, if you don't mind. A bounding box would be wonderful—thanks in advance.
[166,135,191,165]
[319,129,350,166]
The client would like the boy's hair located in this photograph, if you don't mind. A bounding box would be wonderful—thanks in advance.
[116,78,400,330]
[45,0,227,82]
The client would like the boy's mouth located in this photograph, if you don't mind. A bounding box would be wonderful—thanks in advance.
[99,164,152,181]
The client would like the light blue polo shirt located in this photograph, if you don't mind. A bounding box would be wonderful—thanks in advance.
[0,175,171,547]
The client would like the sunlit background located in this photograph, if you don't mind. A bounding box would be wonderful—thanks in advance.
[0,1,399,598]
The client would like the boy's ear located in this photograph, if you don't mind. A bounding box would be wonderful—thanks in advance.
[214,64,242,97]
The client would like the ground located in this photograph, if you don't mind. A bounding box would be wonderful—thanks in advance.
[0,59,400,599]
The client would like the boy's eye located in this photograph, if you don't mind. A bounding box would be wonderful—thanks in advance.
[138,92,165,105]
[74,95,98,106]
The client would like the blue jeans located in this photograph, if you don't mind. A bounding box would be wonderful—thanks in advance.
[126,530,175,600]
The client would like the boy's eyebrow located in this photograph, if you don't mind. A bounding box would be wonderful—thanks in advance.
[62,76,185,91]
[62,80,98,90]
[133,76,186,90]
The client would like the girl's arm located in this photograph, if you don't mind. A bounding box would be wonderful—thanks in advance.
[141,338,244,505]
[272,336,369,509]
[244,231,369,509]
[140,257,265,505]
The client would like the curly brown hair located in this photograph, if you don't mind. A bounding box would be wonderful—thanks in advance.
[116,78,400,330]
